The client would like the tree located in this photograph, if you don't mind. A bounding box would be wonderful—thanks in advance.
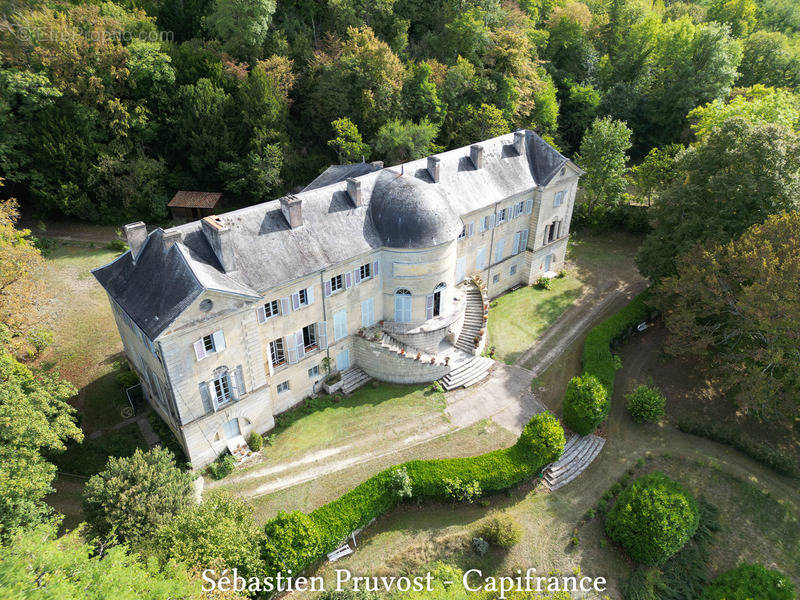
[707,0,757,38]
[327,117,371,164]
[260,511,322,577]
[516,411,566,465]
[205,0,276,60]
[636,118,800,281]
[629,144,683,206]
[82,447,194,547]
[605,472,700,565]
[155,492,263,580]
[0,329,81,539]
[737,31,800,89]
[562,374,610,435]
[452,103,509,147]
[372,119,439,165]
[0,525,208,600]
[701,563,795,600]
[625,385,666,423]
[574,117,632,216]
[688,85,800,140]
[402,62,445,125]
[653,211,800,421]
[558,80,600,152]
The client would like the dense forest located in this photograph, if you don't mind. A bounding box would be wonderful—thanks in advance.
[2,0,800,224]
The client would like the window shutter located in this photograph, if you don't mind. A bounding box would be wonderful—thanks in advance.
[425,294,434,320]
[373,260,380,276]
[267,352,274,376]
[456,257,466,282]
[212,330,226,352]
[512,231,521,255]
[478,219,485,233]
[344,271,353,289]
[193,339,207,361]
[235,364,245,397]
[256,305,267,324]
[520,229,529,252]
[199,381,213,413]
[525,198,533,214]
[495,239,504,263]
[557,221,563,238]
[229,369,240,400]
[317,321,328,349]
[291,292,300,311]
[280,297,290,315]
[296,331,305,360]
[306,287,315,305]
[286,335,298,364]
[354,267,361,284]
[324,280,332,297]
[467,223,474,237]
[488,214,495,228]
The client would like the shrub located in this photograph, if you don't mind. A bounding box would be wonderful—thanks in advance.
[443,477,482,503]
[107,239,128,252]
[535,276,552,290]
[563,374,609,435]
[472,537,489,556]
[248,431,263,452]
[26,327,53,355]
[261,511,323,577]
[605,472,699,565]
[517,411,566,465]
[477,514,522,548]
[389,466,412,499]
[82,447,194,546]
[701,563,795,600]
[206,453,236,480]
[626,385,666,423]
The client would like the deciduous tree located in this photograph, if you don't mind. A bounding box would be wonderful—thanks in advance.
[574,117,632,215]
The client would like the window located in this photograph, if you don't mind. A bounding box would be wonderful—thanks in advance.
[554,191,565,207]
[394,289,412,323]
[308,365,320,379]
[299,288,308,305]
[202,335,214,353]
[199,299,213,312]
[510,264,517,276]
[213,371,232,406]
[269,338,285,367]
[277,381,289,394]
[513,200,524,218]
[264,299,280,318]
[493,273,500,283]
[496,208,507,224]
[458,225,466,240]
[560,167,566,176]
[482,215,493,230]
[194,330,225,361]
[359,262,372,280]
[330,274,343,293]
[512,229,529,255]
[302,324,317,351]
[333,309,348,341]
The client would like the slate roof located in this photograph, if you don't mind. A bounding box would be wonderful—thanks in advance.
[94,130,578,340]
[168,191,222,209]
[303,162,383,191]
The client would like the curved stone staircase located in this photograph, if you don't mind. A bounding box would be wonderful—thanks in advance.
[454,281,488,354]
[543,433,605,490]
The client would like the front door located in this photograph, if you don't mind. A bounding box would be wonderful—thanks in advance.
[336,349,350,371]
[222,418,240,440]
[544,253,552,272]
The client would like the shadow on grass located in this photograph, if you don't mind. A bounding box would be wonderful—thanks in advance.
[47,422,147,478]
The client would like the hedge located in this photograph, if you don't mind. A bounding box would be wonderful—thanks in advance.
[701,563,795,600]
[263,412,566,566]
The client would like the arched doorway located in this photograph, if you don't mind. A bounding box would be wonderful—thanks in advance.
[433,282,446,317]
[394,289,412,323]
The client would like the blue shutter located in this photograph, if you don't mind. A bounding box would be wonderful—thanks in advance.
[318,321,328,349]
[520,229,529,252]
[344,271,353,289]
[525,198,533,214]
[291,292,300,311]
[494,239,504,263]
[324,280,332,297]
[199,381,213,413]
[373,260,380,276]
[425,294,434,320]
[280,297,290,315]
[296,331,305,360]
[286,335,298,364]
[354,267,361,284]
[361,298,374,327]
[512,231,521,255]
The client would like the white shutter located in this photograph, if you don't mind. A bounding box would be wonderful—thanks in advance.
[212,330,225,352]
[229,369,240,400]
[456,256,466,282]
[286,335,298,364]
[291,292,301,310]
[280,297,290,315]
[296,331,305,360]
[256,305,267,324]
[334,310,347,341]
[425,294,434,320]
[306,286,315,305]
[193,339,207,361]
[317,321,328,349]
[267,352,274,376]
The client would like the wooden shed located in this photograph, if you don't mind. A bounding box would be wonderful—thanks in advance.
[168,191,222,222]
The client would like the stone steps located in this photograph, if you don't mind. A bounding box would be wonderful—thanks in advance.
[340,367,371,394]
[440,356,494,390]
[453,281,487,355]
[543,434,605,490]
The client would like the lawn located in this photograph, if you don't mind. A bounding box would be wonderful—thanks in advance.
[487,276,583,364]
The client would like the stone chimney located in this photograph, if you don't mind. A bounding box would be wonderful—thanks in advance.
[427,156,441,183]
[346,178,362,207]
[470,144,484,169]
[370,160,384,169]
[123,222,147,264]
[162,228,182,251]
[280,195,303,228]
[513,131,526,155]
[201,216,236,272]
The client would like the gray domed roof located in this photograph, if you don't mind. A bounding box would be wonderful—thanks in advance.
[368,171,462,248]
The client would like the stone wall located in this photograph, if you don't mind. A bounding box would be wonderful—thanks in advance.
[352,336,450,384]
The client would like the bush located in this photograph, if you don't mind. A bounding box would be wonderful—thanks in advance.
[472,537,489,556]
[261,511,323,577]
[477,514,522,548]
[535,276,552,289]
[443,477,482,503]
[206,453,236,480]
[701,563,795,600]
[563,374,610,435]
[107,239,128,252]
[389,466,412,499]
[605,472,699,565]
[517,411,566,465]
[626,385,666,423]
[248,431,263,452]
[82,447,194,546]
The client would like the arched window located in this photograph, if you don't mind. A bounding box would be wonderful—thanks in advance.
[394,289,412,323]
[431,282,446,318]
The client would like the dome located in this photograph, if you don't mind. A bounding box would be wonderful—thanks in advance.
[368,171,462,248]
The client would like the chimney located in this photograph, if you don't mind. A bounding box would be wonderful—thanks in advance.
[280,194,303,228]
[201,215,236,272]
[427,156,441,183]
[162,228,182,251]
[470,144,484,169]
[123,222,147,264]
[513,131,526,155]
[370,160,384,169]
[346,178,362,207]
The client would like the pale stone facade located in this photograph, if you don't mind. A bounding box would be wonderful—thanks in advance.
[94,131,582,468]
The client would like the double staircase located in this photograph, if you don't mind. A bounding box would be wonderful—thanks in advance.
[543,434,605,490]
[340,367,371,394]
[454,283,487,354]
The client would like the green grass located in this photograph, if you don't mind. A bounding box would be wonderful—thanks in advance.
[487,277,583,364]
[49,422,148,477]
